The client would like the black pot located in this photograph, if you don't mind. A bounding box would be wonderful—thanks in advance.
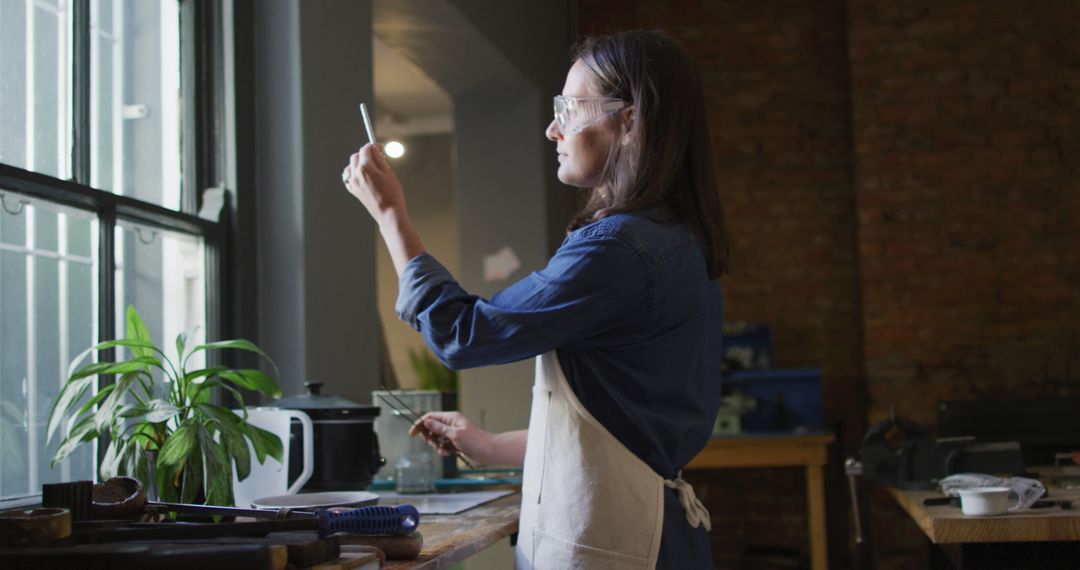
[276,382,384,491]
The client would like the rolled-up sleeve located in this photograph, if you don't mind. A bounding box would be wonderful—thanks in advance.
[394,227,651,370]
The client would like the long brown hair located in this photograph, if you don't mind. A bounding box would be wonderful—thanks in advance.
[568,31,730,279]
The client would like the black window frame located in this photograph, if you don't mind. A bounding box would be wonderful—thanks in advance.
[0,0,230,495]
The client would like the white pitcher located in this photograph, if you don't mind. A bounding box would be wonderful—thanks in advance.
[231,407,314,508]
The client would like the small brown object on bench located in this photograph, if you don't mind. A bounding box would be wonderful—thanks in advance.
[0,507,72,547]
[334,531,423,560]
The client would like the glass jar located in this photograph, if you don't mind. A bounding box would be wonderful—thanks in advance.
[395,451,436,494]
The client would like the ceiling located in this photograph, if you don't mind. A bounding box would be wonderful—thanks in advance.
[372,36,453,137]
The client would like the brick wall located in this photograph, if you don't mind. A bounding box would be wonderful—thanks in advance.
[848,0,1080,426]
[580,0,1080,568]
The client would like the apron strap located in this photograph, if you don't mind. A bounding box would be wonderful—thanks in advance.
[664,471,712,532]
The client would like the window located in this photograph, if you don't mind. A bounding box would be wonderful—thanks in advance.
[0,0,223,504]
[0,197,97,499]
[0,0,73,180]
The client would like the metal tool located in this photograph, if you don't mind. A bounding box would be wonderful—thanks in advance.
[141,500,417,538]
[84,477,419,538]
[359,103,377,145]
[377,386,477,469]
[1030,499,1073,510]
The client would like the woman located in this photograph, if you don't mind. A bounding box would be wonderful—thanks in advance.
[343,30,728,569]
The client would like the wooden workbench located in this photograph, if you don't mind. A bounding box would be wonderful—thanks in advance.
[686,433,834,570]
[383,492,519,569]
[889,486,1080,544]
[888,469,1080,569]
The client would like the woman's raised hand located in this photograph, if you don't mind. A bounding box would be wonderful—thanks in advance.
[342,143,406,226]
[342,143,425,276]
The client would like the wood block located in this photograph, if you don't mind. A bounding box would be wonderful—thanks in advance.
[334,532,422,560]
[307,550,381,569]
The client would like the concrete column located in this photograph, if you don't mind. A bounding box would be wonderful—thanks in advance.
[254,0,379,405]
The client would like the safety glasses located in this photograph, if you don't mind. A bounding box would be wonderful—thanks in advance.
[553,95,629,134]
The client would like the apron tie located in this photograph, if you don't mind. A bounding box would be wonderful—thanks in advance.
[664,471,712,532]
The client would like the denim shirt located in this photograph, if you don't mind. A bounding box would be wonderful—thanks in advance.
[396,207,723,567]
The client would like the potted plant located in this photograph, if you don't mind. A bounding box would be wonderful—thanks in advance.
[407,346,458,394]
[46,306,284,506]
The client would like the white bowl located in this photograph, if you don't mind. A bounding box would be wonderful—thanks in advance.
[251,491,379,510]
[957,487,1011,516]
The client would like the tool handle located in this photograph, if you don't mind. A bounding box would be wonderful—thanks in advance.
[844,458,864,544]
[316,505,420,537]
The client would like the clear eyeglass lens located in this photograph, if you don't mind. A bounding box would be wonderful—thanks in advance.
[554,96,575,129]
[553,96,624,134]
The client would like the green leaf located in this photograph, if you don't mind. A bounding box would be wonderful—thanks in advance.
[66,344,99,382]
[52,416,100,466]
[189,376,222,399]
[132,440,154,490]
[241,423,283,465]
[69,357,161,381]
[197,404,251,480]
[125,305,154,358]
[73,383,116,418]
[196,403,241,427]
[130,422,160,449]
[145,399,181,423]
[155,462,180,503]
[184,367,227,382]
[61,339,152,390]
[157,423,197,467]
[119,402,148,419]
[94,338,158,357]
[95,373,140,433]
[180,448,203,504]
[225,426,253,483]
[192,378,245,409]
[175,330,188,364]
[409,346,458,392]
[187,339,276,371]
[46,376,95,443]
[216,369,282,398]
[197,425,233,506]
[99,437,122,479]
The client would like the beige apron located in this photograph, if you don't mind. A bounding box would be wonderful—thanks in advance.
[515,352,711,569]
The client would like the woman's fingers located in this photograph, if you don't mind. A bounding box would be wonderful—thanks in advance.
[420,411,462,426]
[410,423,453,456]
[359,143,387,174]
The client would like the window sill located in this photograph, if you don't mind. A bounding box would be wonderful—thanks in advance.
[0,495,42,510]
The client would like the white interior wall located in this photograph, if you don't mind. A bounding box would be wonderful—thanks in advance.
[375,134,459,389]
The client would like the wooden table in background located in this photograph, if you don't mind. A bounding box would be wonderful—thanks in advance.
[686,433,835,570]
[889,475,1080,569]
[889,486,1080,544]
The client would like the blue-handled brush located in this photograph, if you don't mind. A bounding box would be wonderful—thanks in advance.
[316,504,420,537]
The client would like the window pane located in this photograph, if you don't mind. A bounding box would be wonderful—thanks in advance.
[0,0,73,179]
[115,220,205,373]
[91,0,182,210]
[0,191,97,501]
